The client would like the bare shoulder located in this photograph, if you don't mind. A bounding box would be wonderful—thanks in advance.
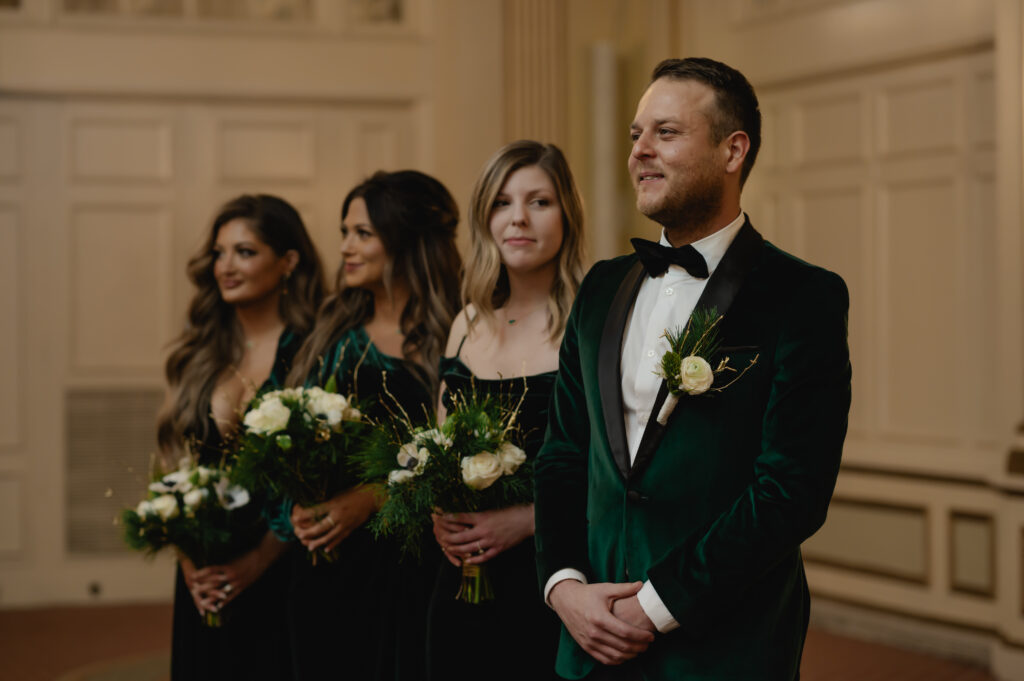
[444,306,473,357]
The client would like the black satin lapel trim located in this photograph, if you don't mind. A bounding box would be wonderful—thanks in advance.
[599,260,646,480]
[629,220,765,482]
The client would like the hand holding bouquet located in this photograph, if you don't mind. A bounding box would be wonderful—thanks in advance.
[233,384,368,564]
[121,457,261,626]
[359,387,530,603]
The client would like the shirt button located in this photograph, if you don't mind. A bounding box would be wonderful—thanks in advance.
[647,350,655,358]
[639,414,647,425]
[665,287,674,295]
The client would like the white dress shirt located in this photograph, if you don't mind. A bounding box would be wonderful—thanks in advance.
[544,211,746,634]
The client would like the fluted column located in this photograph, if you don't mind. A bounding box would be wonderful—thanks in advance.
[502,0,567,146]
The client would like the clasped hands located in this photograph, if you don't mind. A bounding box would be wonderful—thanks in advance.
[291,484,379,554]
[180,550,263,617]
[549,580,657,666]
[431,504,534,566]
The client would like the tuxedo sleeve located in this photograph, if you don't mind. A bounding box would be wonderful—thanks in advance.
[533,266,595,591]
[646,268,851,636]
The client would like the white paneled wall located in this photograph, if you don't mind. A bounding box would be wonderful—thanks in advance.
[0,95,418,604]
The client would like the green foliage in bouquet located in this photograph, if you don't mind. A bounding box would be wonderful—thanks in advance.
[120,456,263,624]
[232,384,369,509]
[356,384,532,562]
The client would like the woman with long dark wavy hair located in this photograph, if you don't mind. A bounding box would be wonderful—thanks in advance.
[428,140,586,681]
[281,170,462,680]
[158,194,324,681]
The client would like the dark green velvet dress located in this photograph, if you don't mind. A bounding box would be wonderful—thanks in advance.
[425,347,562,681]
[285,326,438,681]
[170,330,299,681]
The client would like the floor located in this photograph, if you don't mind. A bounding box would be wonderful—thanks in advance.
[0,603,999,681]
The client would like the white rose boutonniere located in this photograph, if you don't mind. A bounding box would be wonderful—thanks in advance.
[679,356,714,395]
[655,307,758,426]
[461,452,504,490]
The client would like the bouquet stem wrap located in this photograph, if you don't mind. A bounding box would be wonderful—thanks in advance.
[457,561,495,604]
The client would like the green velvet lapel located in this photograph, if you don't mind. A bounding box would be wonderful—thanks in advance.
[598,259,646,480]
[630,219,764,482]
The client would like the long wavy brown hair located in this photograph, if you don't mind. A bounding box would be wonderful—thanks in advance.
[288,170,462,395]
[157,194,325,461]
[462,140,586,341]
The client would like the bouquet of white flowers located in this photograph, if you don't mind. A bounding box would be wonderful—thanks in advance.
[358,386,530,603]
[121,457,261,626]
[233,383,368,564]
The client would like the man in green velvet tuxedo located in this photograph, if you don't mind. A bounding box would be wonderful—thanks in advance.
[534,57,851,680]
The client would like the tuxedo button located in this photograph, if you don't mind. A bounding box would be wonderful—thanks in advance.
[647,350,655,358]
[665,287,674,295]
[627,489,649,504]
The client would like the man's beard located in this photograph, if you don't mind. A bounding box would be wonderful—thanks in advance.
[639,167,724,237]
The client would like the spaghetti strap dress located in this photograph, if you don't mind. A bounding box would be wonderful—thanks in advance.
[425,334,562,681]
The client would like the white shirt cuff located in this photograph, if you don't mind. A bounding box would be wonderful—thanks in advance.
[543,568,588,607]
[637,580,679,633]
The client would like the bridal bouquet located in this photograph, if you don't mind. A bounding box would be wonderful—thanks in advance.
[655,306,759,425]
[121,456,262,626]
[358,387,531,603]
[232,382,368,564]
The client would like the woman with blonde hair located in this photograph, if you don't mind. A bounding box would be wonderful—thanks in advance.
[159,193,324,681]
[281,169,462,680]
[429,140,587,680]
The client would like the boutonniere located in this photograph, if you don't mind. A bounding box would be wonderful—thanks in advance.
[654,307,759,425]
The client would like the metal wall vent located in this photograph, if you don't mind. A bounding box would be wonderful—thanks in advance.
[66,388,163,554]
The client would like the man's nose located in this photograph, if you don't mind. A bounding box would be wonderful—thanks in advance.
[631,132,653,159]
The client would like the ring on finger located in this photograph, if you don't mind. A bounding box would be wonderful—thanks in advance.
[476,540,483,554]
[325,515,336,529]
[223,582,233,594]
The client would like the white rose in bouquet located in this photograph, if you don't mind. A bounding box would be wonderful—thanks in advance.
[461,452,504,490]
[244,397,291,434]
[306,388,351,429]
[388,469,416,484]
[136,499,155,517]
[496,442,527,475]
[182,487,209,512]
[150,494,180,521]
[679,356,714,395]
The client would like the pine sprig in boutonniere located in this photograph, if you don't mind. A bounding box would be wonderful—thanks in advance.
[655,306,759,425]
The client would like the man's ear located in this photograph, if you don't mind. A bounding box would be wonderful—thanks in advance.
[723,131,750,175]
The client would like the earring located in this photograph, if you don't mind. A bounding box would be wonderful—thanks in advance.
[281,271,291,295]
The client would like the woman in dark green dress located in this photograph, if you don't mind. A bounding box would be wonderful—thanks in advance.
[158,194,325,681]
[429,141,587,681]
[281,170,462,681]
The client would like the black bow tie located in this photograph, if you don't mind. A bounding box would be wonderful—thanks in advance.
[631,238,709,278]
